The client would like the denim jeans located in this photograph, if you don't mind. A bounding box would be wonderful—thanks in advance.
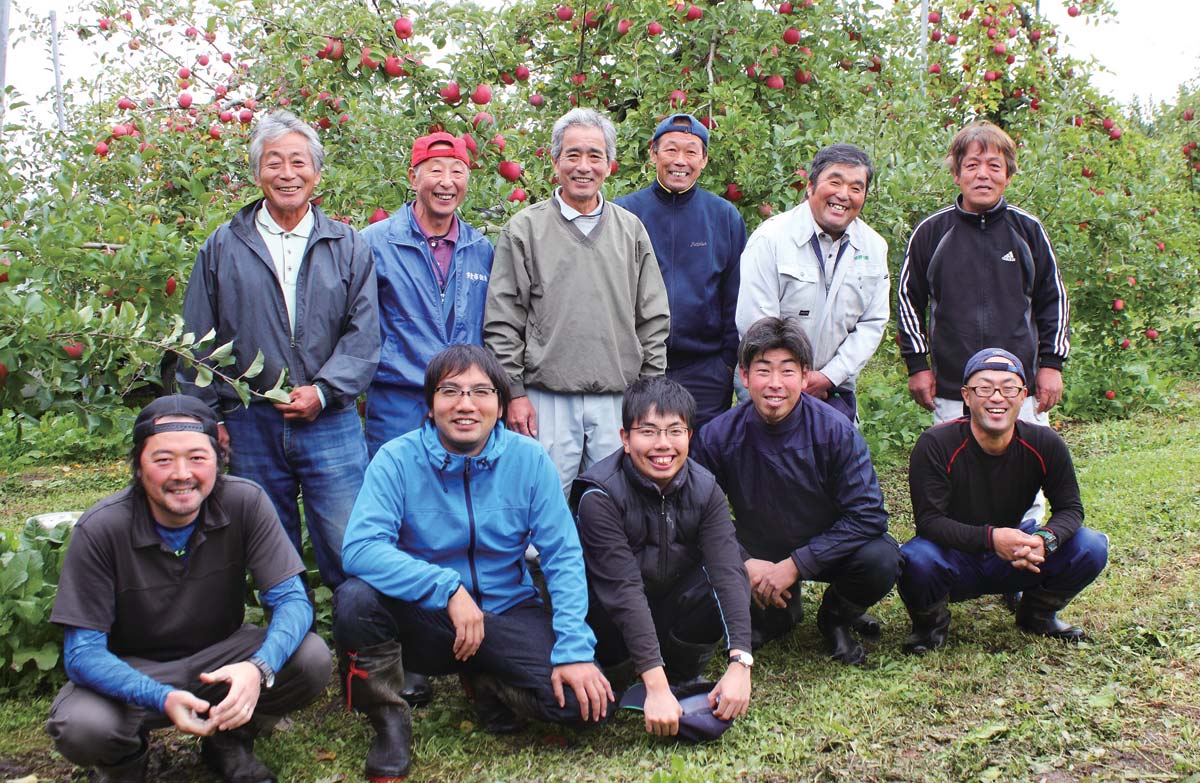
[364,383,427,459]
[898,520,1109,611]
[333,578,608,725]
[224,403,368,587]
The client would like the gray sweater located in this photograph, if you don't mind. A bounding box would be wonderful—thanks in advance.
[484,199,669,396]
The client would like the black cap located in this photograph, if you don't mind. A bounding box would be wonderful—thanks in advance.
[961,348,1026,386]
[618,681,733,742]
[132,395,220,447]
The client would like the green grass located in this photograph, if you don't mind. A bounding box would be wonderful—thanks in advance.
[3,391,1200,782]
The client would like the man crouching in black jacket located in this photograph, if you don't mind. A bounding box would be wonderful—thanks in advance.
[570,377,752,738]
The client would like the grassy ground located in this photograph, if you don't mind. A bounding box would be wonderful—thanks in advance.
[2,391,1200,782]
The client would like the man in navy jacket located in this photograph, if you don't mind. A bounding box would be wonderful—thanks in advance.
[693,317,900,665]
[615,114,745,430]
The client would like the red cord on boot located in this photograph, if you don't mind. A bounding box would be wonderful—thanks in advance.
[346,652,369,712]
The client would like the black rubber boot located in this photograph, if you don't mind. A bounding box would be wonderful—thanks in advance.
[200,725,275,783]
[1015,588,1087,642]
[1002,591,1023,614]
[343,641,413,782]
[851,613,882,637]
[95,738,149,783]
[902,600,951,655]
[661,630,716,691]
[463,672,527,735]
[400,672,434,709]
[816,587,867,665]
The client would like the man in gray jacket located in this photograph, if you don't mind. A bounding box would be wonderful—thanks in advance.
[182,110,380,589]
[484,108,670,493]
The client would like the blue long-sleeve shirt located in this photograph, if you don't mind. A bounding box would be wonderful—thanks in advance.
[691,395,890,577]
[62,574,309,713]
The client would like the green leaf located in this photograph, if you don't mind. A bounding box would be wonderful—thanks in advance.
[194,365,214,388]
[209,341,234,362]
[243,350,265,379]
[261,388,292,404]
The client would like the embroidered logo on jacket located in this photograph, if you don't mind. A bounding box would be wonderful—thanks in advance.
[1000,251,1016,264]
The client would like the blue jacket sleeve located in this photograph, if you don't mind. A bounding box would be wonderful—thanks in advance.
[63,628,173,713]
[526,450,598,666]
[342,447,463,609]
[251,575,311,674]
[790,427,890,579]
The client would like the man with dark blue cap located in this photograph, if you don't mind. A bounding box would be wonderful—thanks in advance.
[47,395,330,783]
[899,349,1108,654]
[615,113,746,431]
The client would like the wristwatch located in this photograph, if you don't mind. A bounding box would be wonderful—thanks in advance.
[729,651,754,669]
[1032,528,1059,554]
[248,657,275,689]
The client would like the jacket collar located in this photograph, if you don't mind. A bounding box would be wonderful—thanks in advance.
[786,200,868,254]
[419,418,508,474]
[230,198,345,246]
[129,482,231,549]
[619,450,691,498]
[382,203,485,251]
[954,194,1008,229]
[649,178,699,206]
[746,393,807,436]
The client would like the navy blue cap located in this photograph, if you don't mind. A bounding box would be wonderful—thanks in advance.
[652,113,709,149]
[618,681,733,742]
[962,348,1026,386]
[133,394,220,447]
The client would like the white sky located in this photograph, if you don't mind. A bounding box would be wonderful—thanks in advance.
[4,1,1198,118]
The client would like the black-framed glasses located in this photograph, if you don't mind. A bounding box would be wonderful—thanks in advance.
[965,385,1025,399]
[631,426,690,439]
[435,386,499,400]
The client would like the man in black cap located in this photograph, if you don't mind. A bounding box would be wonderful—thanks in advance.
[46,395,331,783]
[615,113,746,431]
[900,349,1108,654]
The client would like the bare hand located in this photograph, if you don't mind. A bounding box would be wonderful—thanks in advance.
[551,662,613,722]
[804,370,834,400]
[199,661,261,731]
[447,585,485,661]
[507,396,538,438]
[708,661,752,721]
[163,690,214,736]
[908,370,937,411]
[640,668,682,736]
[1034,367,1063,414]
[273,385,323,422]
[992,527,1045,573]
[746,558,798,610]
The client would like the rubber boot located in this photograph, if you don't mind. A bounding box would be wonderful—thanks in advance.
[902,600,951,655]
[463,672,526,734]
[851,613,882,637]
[1001,591,1023,614]
[95,738,149,783]
[816,587,867,665]
[1015,588,1087,641]
[661,631,716,692]
[200,724,276,783]
[400,672,434,709]
[750,584,804,650]
[343,641,413,782]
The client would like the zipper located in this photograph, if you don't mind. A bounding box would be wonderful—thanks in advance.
[658,494,670,580]
[464,460,483,604]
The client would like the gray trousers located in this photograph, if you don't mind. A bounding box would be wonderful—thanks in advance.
[46,626,331,768]
[526,388,623,495]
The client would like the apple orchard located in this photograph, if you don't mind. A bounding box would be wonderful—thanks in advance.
[1,0,1198,448]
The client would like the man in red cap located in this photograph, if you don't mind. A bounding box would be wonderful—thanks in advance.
[362,132,495,458]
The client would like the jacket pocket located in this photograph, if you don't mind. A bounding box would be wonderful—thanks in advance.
[777,261,821,319]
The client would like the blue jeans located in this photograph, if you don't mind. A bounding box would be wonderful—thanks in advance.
[898,521,1109,611]
[365,383,427,459]
[333,578,609,725]
[224,404,368,587]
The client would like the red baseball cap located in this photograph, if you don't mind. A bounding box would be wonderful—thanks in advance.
[411,132,470,167]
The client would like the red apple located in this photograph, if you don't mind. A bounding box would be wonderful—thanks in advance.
[1030,29,1042,41]
[222,52,232,63]
[178,92,193,108]
[220,109,234,122]
[490,134,506,152]
[1104,389,1115,400]
[178,66,191,80]
[928,63,942,75]
[529,93,545,107]
[758,203,773,217]
[197,54,210,66]
[1127,276,1137,286]
[0,362,7,384]
[783,27,800,45]
[993,43,1006,55]
[360,48,380,71]
[946,33,958,45]
[617,19,631,35]
[1184,108,1195,121]
[508,188,528,202]
[208,124,221,140]
[516,65,530,81]
[724,183,743,201]
[239,108,254,123]
[498,161,522,181]
[779,1,793,12]
[1112,298,1124,311]
[1081,167,1093,178]
[439,81,461,104]
[928,11,941,23]
[556,5,574,21]
[930,29,941,42]
[669,89,687,107]
[117,96,135,110]
[1102,117,1115,130]
[471,83,492,105]
[165,276,178,296]
[1109,128,1123,140]
[63,342,85,360]
[472,112,494,129]
[369,207,389,224]
[95,141,110,156]
[393,17,413,39]
[584,11,600,27]
[383,55,406,78]
[1066,5,1080,16]
[1120,338,1131,349]
[1145,328,1158,340]
[185,25,198,37]
[765,74,785,89]
[647,21,663,35]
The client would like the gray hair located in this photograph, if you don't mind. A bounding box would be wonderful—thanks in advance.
[550,108,617,162]
[249,110,325,178]
[809,143,874,193]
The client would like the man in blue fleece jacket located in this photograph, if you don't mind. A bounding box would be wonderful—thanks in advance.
[333,345,613,782]
[615,113,746,430]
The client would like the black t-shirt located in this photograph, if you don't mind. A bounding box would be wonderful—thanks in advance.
[51,477,304,661]
[907,418,1084,553]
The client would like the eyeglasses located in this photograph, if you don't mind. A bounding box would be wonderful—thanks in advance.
[435,386,499,400]
[965,385,1026,399]
[630,426,690,440]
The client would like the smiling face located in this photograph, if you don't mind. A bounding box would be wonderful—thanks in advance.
[805,163,868,238]
[953,141,1012,214]
[429,364,501,457]
[138,418,218,528]
[409,148,469,231]
[962,368,1026,444]
[650,130,708,193]
[740,348,807,425]
[621,406,691,490]
[254,131,320,229]
[553,124,609,213]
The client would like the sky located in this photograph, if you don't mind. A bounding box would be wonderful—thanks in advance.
[3,0,1198,118]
